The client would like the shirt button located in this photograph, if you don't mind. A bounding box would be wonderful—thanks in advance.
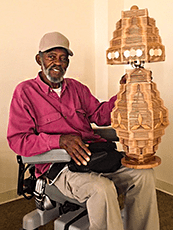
[64,116,67,119]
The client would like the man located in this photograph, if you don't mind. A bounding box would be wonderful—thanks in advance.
[7,32,159,230]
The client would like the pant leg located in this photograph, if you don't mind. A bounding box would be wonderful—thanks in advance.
[104,166,160,230]
[54,168,124,230]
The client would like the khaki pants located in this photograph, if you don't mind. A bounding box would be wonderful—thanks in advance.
[54,166,159,230]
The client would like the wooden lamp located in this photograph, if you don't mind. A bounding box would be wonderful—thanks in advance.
[107,5,169,169]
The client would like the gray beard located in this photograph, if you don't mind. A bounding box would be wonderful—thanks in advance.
[41,60,66,84]
[46,73,64,84]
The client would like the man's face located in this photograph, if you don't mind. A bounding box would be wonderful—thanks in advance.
[40,48,69,84]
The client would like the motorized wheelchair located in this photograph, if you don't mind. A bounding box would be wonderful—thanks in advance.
[17,127,122,230]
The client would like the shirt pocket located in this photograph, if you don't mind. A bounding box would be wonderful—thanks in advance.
[37,112,62,133]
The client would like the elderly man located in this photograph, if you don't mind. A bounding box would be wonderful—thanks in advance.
[7,32,159,230]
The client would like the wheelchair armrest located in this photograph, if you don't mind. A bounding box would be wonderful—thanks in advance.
[20,128,118,164]
[21,149,71,164]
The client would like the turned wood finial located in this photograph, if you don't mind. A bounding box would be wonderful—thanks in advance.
[130,5,139,10]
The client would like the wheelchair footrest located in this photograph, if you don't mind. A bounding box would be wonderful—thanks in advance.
[54,207,89,230]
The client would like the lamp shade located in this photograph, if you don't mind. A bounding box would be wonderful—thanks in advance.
[106,5,165,65]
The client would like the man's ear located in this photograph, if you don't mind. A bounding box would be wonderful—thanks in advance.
[35,54,42,66]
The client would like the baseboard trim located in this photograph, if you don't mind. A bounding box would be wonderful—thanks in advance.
[156,179,173,196]
[0,189,22,205]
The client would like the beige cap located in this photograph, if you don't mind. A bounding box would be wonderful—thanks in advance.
[39,32,73,56]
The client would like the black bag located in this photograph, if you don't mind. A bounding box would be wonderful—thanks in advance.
[68,142,124,173]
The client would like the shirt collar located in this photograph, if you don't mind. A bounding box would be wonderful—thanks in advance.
[36,72,68,94]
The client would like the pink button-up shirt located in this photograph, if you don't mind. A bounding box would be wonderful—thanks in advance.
[7,74,117,177]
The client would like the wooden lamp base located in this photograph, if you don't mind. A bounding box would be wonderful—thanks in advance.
[121,156,161,169]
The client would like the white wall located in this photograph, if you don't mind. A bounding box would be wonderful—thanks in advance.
[94,0,109,100]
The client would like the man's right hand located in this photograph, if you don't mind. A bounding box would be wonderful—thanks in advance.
[59,134,91,166]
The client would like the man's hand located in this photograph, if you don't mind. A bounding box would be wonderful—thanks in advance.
[59,134,91,166]
[120,74,128,84]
